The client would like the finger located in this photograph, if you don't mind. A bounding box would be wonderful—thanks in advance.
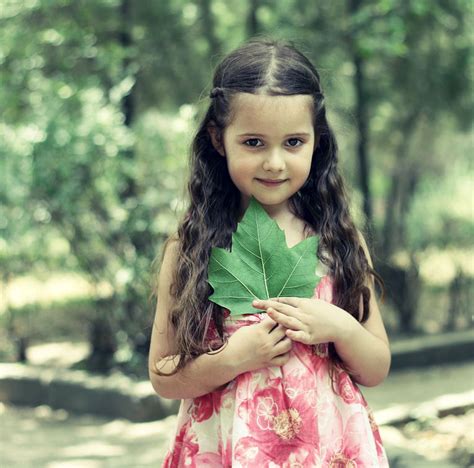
[276,297,301,308]
[285,329,311,345]
[269,324,288,341]
[253,299,298,318]
[252,299,267,310]
[265,300,305,322]
[252,298,296,311]
[274,336,292,355]
[259,316,277,332]
[267,308,302,331]
[266,301,299,317]
[271,352,291,367]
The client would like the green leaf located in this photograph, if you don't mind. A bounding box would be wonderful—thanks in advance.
[208,198,321,316]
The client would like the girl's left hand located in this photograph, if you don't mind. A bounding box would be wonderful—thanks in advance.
[252,297,350,345]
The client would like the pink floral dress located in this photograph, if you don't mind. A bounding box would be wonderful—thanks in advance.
[162,274,389,467]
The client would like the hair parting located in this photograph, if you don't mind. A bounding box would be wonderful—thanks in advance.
[151,37,385,379]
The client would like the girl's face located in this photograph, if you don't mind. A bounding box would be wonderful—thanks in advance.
[212,93,315,218]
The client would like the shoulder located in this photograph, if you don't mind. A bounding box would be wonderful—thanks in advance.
[356,229,374,268]
[149,234,181,363]
[157,234,181,288]
[161,234,180,267]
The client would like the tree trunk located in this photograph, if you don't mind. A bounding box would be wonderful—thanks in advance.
[199,0,220,59]
[119,0,137,201]
[348,0,372,236]
[247,0,260,38]
[381,110,420,258]
[353,54,372,235]
[396,170,418,249]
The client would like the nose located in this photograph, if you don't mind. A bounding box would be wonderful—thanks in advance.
[262,149,285,172]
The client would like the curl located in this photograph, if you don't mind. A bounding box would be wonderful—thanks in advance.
[209,87,225,99]
[151,37,385,379]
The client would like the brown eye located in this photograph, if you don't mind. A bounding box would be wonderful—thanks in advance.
[287,138,303,147]
[244,138,262,147]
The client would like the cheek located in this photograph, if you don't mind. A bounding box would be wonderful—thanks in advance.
[292,155,313,179]
[225,159,247,191]
[227,156,255,178]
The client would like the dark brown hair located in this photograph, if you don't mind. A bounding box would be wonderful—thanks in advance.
[151,38,384,377]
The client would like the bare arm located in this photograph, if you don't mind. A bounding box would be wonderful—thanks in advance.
[253,231,391,387]
[148,238,293,400]
[149,345,241,400]
[332,309,390,387]
[148,238,234,399]
[150,319,292,400]
[333,232,391,386]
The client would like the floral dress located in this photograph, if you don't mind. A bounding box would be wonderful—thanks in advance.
[162,270,389,467]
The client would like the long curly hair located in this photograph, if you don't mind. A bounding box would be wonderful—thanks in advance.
[152,38,384,377]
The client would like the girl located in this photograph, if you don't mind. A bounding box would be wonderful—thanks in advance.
[149,38,391,467]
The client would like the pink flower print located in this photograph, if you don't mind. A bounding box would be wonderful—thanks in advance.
[234,382,319,466]
[335,372,362,405]
[365,406,387,461]
[185,426,234,468]
[289,340,329,384]
[256,395,279,429]
[314,275,334,303]
[218,432,233,468]
[190,391,222,423]
[193,452,225,467]
[162,420,199,468]
[319,403,375,467]
[205,312,229,349]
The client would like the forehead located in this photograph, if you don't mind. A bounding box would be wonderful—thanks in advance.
[227,93,314,135]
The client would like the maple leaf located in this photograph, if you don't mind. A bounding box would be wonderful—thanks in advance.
[208,197,321,316]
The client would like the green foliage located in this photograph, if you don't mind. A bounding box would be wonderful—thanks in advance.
[208,198,320,316]
[0,0,472,362]
[406,159,474,250]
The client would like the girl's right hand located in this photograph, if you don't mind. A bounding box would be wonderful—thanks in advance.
[227,316,293,374]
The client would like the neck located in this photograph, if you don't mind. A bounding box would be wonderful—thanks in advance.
[238,195,296,224]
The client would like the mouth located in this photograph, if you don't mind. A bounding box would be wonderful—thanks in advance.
[256,178,288,187]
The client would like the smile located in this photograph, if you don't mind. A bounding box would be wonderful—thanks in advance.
[256,178,288,187]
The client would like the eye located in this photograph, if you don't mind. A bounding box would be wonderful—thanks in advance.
[243,138,263,147]
[287,138,303,148]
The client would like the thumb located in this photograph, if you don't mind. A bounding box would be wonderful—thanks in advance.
[260,315,277,331]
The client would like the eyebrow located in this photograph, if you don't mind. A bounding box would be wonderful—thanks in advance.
[237,132,311,138]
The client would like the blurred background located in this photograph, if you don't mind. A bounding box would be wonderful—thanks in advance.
[0,0,472,467]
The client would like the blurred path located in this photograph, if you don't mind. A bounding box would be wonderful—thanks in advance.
[362,361,474,411]
[2,362,473,467]
[1,403,174,467]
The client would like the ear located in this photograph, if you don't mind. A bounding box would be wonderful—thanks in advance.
[207,123,225,157]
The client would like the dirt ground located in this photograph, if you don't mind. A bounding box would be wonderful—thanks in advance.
[2,402,472,467]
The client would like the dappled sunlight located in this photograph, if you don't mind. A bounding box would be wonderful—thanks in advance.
[380,410,474,463]
[46,462,103,468]
[27,341,89,368]
[390,247,474,286]
[1,2,471,466]
[1,272,112,311]
[418,247,474,286]
[1,403,175,466]
[363,363,474,411]
[103,414,178,439]
[74,415,178,440]
[59,441,125,458]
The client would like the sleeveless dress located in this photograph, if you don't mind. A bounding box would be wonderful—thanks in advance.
[162,263,389,467]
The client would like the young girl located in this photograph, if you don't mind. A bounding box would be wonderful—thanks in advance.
[149,38,391,467]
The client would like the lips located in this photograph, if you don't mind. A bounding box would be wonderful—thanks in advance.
[256,178,287,187]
